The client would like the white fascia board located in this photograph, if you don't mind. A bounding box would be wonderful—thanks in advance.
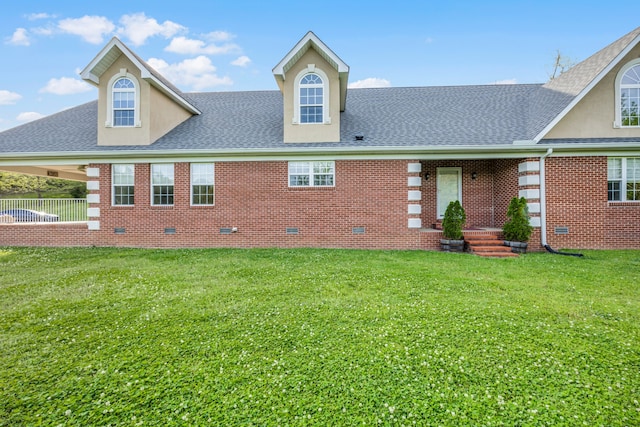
[3,142,640,166]
[533,33,640,142]
[79,37,200,115]
[79,37,120,82]
[272,31,349,78]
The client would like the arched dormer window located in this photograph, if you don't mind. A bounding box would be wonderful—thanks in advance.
[615,60,640,128]
[105,69,141,128]
[113,78,135,126]
[293,66,330,124]
[300,73,323,123]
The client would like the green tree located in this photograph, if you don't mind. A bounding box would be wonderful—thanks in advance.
[0,172,82,198]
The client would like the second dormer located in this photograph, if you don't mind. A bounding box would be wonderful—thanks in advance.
[273,32,349,143]
[80,37,200,146]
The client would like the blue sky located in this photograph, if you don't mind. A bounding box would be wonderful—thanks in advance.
[0,1,637,131]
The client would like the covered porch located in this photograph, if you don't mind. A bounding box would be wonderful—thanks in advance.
[409,158,544,251]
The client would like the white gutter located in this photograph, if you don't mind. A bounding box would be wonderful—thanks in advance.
[539,148,553,247]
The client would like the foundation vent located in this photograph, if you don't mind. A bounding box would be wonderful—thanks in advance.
[286,228,299,235]
[164,228,176,235]
[114,227,126,234]
[220,228,233,234]
[352,226,366,234]
[554,226,569,235]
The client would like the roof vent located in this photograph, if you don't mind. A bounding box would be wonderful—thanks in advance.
[354,133,364,141]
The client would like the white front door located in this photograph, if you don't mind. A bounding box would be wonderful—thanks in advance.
[437,167,462,218]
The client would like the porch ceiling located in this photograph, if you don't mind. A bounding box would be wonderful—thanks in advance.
[0,165,88,182]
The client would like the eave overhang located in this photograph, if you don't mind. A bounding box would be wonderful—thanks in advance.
[4,141,640,166]
[79,37,201,115]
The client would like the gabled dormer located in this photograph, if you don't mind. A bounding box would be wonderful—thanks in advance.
[273,32,349,143]
[80,37,200,146]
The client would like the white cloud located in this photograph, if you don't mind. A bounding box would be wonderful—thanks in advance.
[7,28,30,46]
[205,31,234,42]
[0,90,22,105]
[118,13,185,46]
[39,77,93,95]
[493,78,517,85]
[147,56,233,90]
[58,15,115,44]
[32,26,55,36]
[165,36,240,55]
[231,55,251,67]
[17,112,45,122]
[27,13,54,21]
[348,78,392,89]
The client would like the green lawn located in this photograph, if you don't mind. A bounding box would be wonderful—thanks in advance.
[1,247,638,426]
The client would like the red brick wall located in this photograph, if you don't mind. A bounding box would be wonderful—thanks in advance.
[88,160,423,249]
[0,222,90,247]
[492,159,520,227]
[545,156,640,249]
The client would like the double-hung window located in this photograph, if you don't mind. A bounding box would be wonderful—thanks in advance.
[112,164,134,205]
[608,157,640,201]
[299,73,324,123]
[288,161,335,187]
[151,164,174,206]
[112,78,136,127]
[191,163,215,205]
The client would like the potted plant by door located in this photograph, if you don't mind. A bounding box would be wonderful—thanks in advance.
[502,196,533,253]
[440,200,466,252]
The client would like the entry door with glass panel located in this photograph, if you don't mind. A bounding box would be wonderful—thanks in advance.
[437,167,462,218]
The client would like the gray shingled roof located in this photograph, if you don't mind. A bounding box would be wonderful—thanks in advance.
[2,28,640,158]
[0,84,548,154]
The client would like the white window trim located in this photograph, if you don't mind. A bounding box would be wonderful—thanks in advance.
[288,161,335,187]
[105,69,141,128]
[608,157,640,201]
[614,59,640,128]
[151,164,175,206]
[111,164,135,206]
[190,163,215,206]
[292,65,331,125]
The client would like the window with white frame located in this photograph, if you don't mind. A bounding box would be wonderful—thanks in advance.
[112,164,135,205]
[608,157,640,201]
[151,164,174,206]
[112,78,136,127]
[191,163,214,205]
[288,161,335,187]
[299,73,324,123]
[615,60,640,127]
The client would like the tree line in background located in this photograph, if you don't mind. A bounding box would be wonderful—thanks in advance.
[0,172,86,199]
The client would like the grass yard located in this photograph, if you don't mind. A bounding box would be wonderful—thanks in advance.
[1,247,639,426]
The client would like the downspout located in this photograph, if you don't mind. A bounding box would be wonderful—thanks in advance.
[539,148,584,257]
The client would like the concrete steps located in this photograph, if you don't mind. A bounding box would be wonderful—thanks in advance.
[465,234,519,258]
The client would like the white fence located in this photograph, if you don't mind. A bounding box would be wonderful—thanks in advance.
[0,199,87,222]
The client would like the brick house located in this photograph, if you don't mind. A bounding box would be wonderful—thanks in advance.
[1,29,639,250]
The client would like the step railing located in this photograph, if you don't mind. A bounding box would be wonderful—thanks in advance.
[0,199,87,222]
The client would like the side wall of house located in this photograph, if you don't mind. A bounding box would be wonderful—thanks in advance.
[545,156,640,249]
[86,160,423,249]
